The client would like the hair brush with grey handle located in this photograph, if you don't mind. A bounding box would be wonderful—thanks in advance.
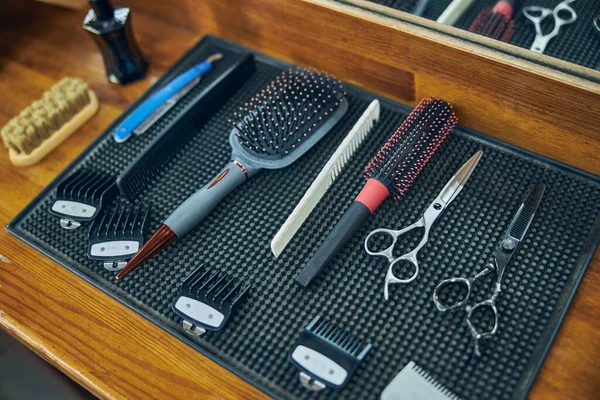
[116,67,348,280]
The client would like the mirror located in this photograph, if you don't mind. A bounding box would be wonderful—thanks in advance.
[348,0,600,82]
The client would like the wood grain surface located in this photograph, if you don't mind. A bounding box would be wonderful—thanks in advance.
[0,1,598,399]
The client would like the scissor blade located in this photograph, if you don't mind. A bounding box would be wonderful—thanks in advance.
[506,182,546,242]
[438,150,483,205]
[494,182,545,279]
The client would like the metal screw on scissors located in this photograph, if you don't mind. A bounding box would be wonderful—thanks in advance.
[432,182,546,356]
[522,0,577,54]
[365,150,483,300]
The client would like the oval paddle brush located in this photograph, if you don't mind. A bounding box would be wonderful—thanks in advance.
[295,96,457,289]
[116,67,347,280]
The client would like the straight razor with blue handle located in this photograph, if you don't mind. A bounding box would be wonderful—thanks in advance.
[113,53,223,143]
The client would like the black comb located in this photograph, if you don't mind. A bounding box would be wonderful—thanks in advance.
[289,315,372,391]
[50,168,118,230]
[87,205,150,271]
[172,264,249,336]
[117,52,256,200]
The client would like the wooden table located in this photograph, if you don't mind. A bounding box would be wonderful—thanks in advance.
[0,1,599,399]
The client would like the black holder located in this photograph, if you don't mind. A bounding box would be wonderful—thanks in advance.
[83,0,148,85]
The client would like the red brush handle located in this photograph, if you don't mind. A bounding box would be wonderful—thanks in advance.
[355,179,390,213]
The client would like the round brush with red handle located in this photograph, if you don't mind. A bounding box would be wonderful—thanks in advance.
[468,0,522,42]
[295,96,458,289]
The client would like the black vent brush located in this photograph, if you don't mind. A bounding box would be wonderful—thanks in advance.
[116,67,348,280]
[468,0,521,42]
[295,97,457,288]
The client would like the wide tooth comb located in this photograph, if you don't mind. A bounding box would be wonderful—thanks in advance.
[270,100,380,257]
[87,205,150,271]
[50,168,118,229]
[289,315,372,391]
[172,264,249,336]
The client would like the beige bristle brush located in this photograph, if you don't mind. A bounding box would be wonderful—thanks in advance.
[1,77,98,167]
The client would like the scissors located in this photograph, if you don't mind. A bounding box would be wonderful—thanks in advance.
[523,0,577,54]
[365,150,483,300]
[432,182,546,356]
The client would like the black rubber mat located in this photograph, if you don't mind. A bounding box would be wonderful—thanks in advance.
[7,36,600,400]
[369,0,600,70]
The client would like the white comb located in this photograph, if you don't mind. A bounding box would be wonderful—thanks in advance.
[270,99,380,258]
[381,361,461,400]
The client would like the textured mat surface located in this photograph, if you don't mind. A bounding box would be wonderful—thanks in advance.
[369,0,600,71]
[8,36,600,400]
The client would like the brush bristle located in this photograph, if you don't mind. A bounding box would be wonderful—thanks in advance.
[230,67,344,158]
[1,77,91,155]
[469,9,515,42]
[365,96,457,200]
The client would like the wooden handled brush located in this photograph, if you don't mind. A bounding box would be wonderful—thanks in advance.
[295,97,458,289]
[115,67,348,280]
[1,77,98,167]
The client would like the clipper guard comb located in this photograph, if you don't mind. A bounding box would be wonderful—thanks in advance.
[172,264,249,336]
[290,315,372,391]
[49,168,118,230]
[87,205,150,271]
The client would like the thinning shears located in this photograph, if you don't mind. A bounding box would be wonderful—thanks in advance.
[523,0,577,54]
[433,182,546,356]
[365,150,483,300]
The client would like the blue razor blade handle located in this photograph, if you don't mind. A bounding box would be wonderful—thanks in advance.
[113,60,214,143]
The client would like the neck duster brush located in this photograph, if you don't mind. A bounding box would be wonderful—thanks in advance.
[116,67,347,280]
[468,0,521,42]
[295,97,457,289]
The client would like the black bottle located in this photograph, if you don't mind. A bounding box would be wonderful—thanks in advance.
[83,0,148,85]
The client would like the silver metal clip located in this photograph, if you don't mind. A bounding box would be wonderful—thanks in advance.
[60,218,81,230]
[182,320,207,337]
[299,372,326,392]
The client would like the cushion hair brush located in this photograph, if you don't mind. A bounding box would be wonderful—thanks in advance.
[468,0,521,42]
[116,67,348,280]
[295,97,457,289]
[1,77,98,167]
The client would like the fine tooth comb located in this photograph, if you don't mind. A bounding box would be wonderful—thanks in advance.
[116,67,348,280]
[468,0,520,42]
[116,52,256,200]
[290,315,372,391]
[50,168,118,230]
[172,264,249,336]
[437,0,475,26]
[295,96,457,289]
[381,361,461,400]
[1,77,98,167]
[87,205,150,271]
[270,99,380,258]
